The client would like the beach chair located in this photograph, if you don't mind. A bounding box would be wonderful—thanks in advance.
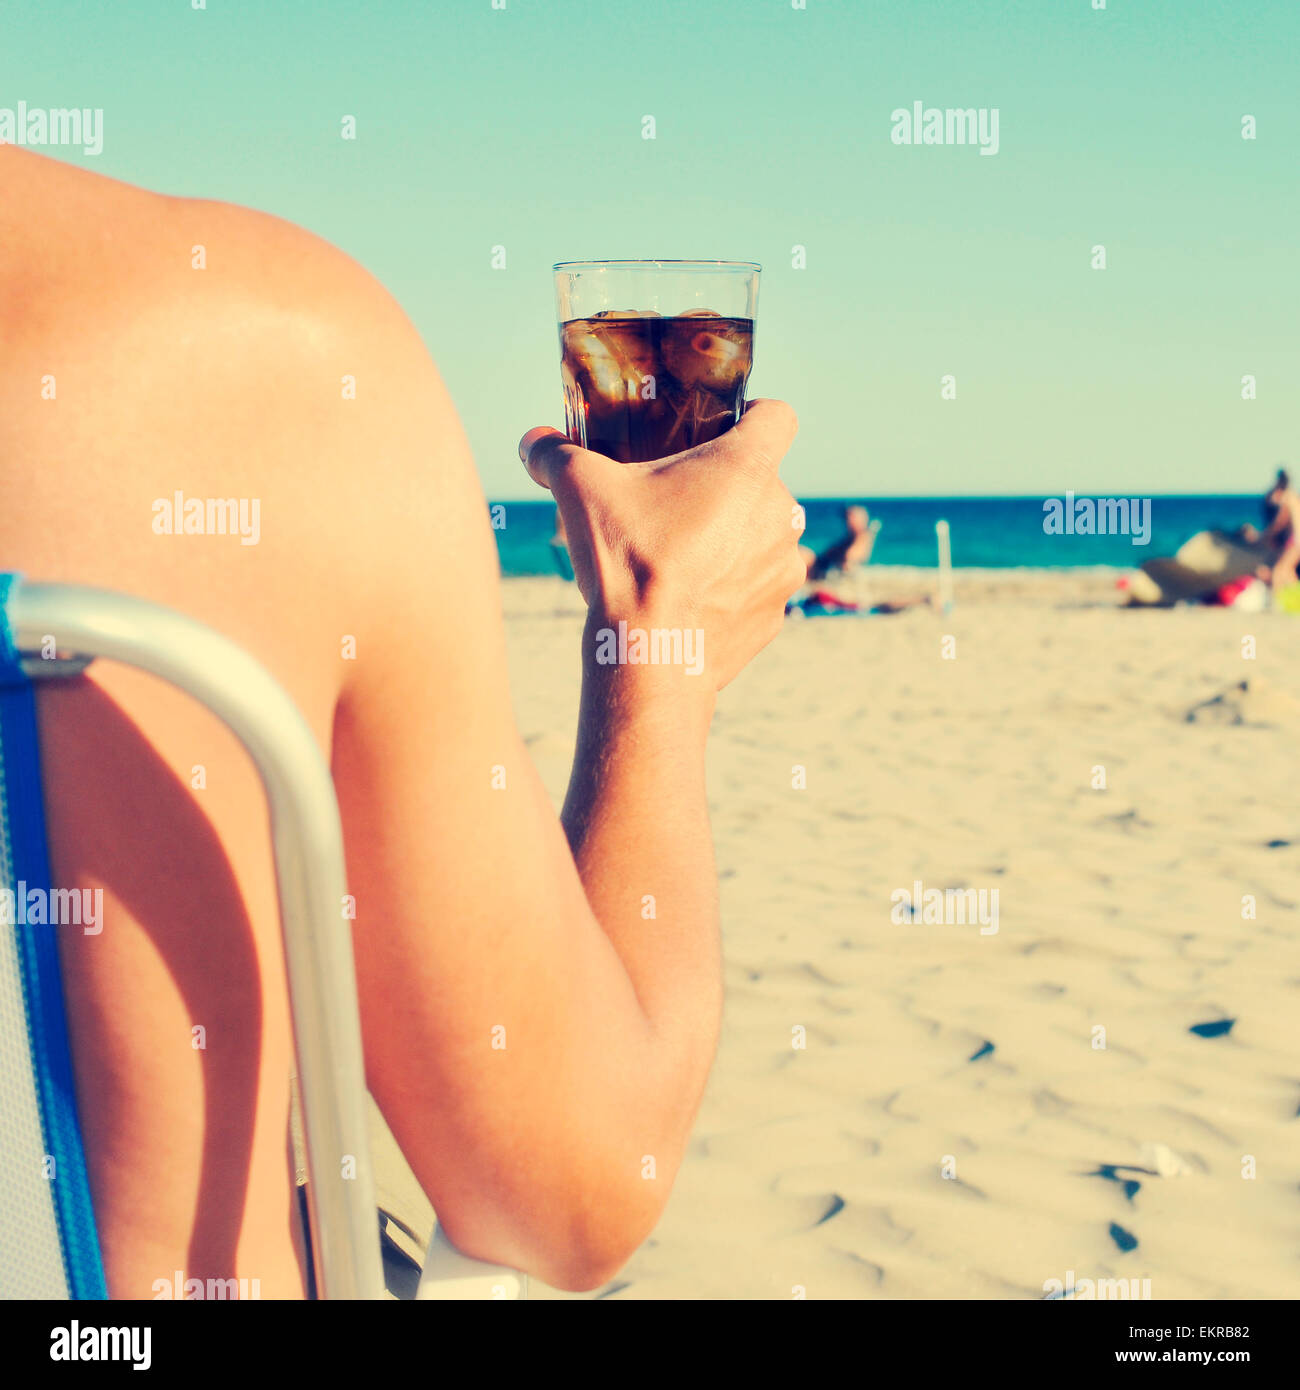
[0,574,522,1300]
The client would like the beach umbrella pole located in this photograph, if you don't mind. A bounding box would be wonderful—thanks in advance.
[936,519,954,615]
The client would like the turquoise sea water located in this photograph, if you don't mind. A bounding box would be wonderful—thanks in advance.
[491,494,1265,578]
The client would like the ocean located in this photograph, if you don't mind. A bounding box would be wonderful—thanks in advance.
[489,494,1264,577]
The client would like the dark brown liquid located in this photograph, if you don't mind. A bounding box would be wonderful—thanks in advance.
[559,312,754,463]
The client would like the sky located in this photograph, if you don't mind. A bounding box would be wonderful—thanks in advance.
[3,0,1296,498]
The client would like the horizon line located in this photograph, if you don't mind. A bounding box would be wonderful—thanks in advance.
[487,490,1262,505]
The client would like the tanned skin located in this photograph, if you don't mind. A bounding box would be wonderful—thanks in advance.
[0,148,802,1296]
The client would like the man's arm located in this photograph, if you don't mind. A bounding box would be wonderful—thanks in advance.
[331,327,799,1288]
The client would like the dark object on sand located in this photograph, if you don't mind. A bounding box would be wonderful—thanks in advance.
[968,1040,994,1061]
[1189,1018,1235,1039]
[1185,677,1300,728]
[815,1194,846,1226]
[1109,1222,1139,1253]
[1087,1163,1151,1202]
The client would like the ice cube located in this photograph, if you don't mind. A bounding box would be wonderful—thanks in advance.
[570,322,659,407]
[662,322,748,392]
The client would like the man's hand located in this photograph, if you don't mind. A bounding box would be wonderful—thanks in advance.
[519,400,804,691]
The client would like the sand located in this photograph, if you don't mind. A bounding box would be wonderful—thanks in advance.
[378,570,1300,1300]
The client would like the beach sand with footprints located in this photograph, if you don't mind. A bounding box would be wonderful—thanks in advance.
[375,573,1299,1299]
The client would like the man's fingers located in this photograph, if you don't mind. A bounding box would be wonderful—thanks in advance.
[518,427,572,489]
[520,426,628,494]
[725,398,799,471]
[521,397,798,485]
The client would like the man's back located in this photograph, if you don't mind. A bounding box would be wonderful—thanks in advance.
[0,147,446,1295]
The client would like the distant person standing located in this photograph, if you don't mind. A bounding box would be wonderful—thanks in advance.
[1242,469,1299,591]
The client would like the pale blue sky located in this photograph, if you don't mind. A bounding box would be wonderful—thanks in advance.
[4,0,1296,497]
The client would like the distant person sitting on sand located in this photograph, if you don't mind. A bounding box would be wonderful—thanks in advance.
[1241,468,1299,591]
[789,503,930,616]
[803,504,877,582]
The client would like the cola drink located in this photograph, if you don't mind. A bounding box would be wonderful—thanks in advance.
[559,309,754,463]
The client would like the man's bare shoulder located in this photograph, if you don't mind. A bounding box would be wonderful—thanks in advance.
[0,150,484,654]
[1,148,427,389]
[0,149,466,494]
